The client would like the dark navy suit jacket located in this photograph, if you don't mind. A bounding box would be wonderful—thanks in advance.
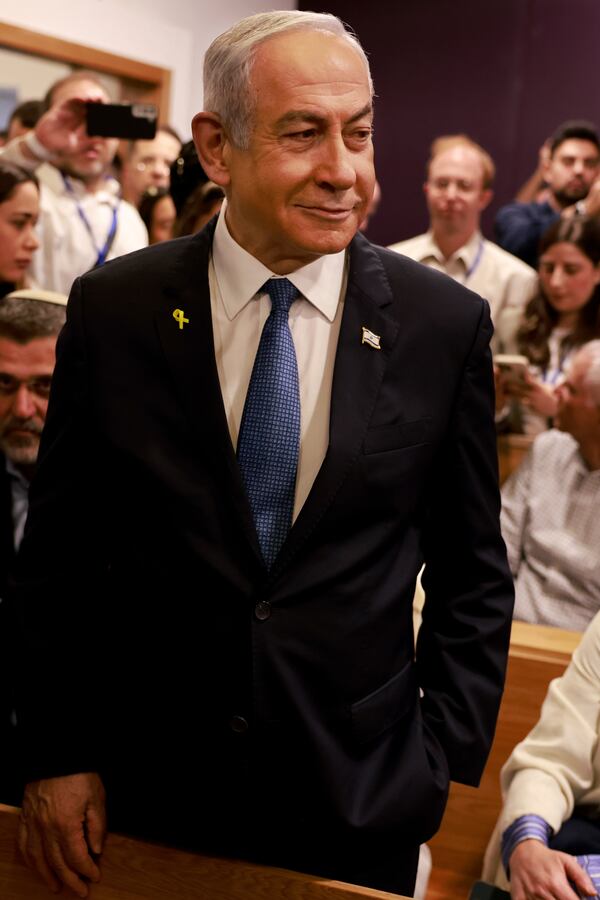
[15,222,514,847]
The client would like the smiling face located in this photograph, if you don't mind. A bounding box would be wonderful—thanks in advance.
[538,241,600,328]
[196,29,375,274]
[0,182,40,284]
[52,78,119,185]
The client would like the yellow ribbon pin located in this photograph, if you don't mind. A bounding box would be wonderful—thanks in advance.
[172,308,189,330]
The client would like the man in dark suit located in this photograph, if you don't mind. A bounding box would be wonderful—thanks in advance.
[15,10,514,899]
[0,289,66,803]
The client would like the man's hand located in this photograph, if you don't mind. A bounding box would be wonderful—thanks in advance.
[509,839,596,899]
[24,96,100,161]
[505,372,558,418]
[583,179,600,218]
[18,772,106,898]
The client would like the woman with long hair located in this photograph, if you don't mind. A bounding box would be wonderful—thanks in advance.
[503,215,600,433]
[0,161,40,298]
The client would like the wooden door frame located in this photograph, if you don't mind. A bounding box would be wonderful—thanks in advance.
[0,21,170,119]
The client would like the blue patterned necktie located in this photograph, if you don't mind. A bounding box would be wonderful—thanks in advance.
[237,277,301,568]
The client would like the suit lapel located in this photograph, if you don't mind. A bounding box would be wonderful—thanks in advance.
[272,234,401,575]
[153,224,265,566]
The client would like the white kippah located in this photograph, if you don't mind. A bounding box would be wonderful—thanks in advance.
[4,288,68,307]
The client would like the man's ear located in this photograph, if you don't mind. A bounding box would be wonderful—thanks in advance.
[478,188,493,212]
[192,112,231,188]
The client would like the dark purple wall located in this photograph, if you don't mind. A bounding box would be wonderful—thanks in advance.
[299,0,600,247]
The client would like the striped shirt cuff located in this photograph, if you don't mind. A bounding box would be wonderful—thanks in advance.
[577,856,600,897]
[502,814,552,874]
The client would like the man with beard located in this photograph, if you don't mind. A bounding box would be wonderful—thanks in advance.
[495,121,600,268]
[0,73,147,294]
[0,288,66,803]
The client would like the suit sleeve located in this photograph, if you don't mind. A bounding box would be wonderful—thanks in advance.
[418,300,515,786]
[13,277,110,782]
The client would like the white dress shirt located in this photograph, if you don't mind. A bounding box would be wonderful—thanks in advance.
[389,230,537,352]
[209,203,346,521]
[501,429,600,630]
[5,458,29,551]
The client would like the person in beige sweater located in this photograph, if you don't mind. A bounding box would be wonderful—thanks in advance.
[483,607,600,896]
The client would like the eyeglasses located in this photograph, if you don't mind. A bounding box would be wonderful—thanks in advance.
[135,157,172,174]
[0,373,53,399]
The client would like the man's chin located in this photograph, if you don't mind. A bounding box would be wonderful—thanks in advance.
[1,441,39,468]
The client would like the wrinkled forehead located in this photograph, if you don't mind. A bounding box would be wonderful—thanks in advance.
[251,28,372,99]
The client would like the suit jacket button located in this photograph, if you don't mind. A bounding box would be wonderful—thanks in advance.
[229,715,249,734]
[254,600,271,621]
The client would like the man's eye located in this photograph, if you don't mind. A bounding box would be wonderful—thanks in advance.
[0,375,17,393]
[351,129,372,142]
[287,129,316,140]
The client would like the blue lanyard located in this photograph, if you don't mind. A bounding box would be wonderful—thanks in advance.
[62,174,119,268]
[464,239,484,282]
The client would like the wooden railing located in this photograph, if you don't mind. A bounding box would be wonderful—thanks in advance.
[0,803,409,900]
[426,621,581,899]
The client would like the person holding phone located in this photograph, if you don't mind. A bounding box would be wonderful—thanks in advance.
[498,216,600,434]
[0,72,147,294]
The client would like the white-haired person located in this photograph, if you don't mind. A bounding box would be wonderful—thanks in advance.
[500,339,600,630]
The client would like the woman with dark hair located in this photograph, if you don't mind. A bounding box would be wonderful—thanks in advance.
[502,215,600,433]
[0,161,40,298]
[138,186,176,245]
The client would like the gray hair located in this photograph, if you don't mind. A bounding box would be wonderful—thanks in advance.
[203,10,373,150]
[0,296,66,344]
[576,340,600,405]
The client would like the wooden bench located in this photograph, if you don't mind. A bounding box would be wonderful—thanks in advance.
[0,804,409,900]
[426,621,582,899]
[497,434,535,485]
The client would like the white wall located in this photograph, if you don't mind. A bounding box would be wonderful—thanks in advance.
[0,0,295,139]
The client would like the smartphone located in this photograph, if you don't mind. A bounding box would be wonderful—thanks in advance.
[86,102,157,140]
[494,353,529,387]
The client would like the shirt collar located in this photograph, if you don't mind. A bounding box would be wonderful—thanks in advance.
[421,229,483,269]
[212,199,345,323]
[40,164,120,205]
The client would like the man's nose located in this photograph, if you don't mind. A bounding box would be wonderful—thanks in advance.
[11,385,37,419]
[445,182,458,200]
[315,136,357,190]
[572,159,585,176]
